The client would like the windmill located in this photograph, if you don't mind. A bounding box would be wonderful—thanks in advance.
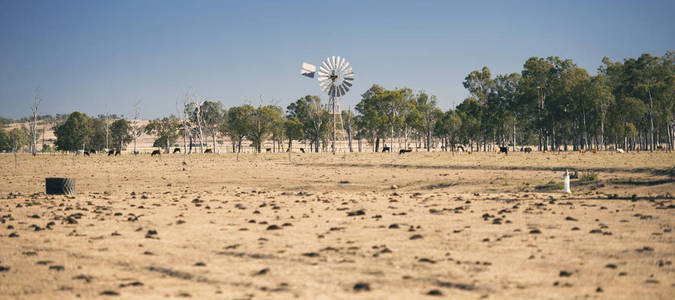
[301,56,354,154]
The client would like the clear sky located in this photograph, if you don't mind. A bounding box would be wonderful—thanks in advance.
[1,0,673,119]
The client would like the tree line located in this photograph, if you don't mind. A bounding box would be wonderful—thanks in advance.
[1,52,672,154]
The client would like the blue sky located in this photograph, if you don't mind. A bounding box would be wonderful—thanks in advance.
[1,0,673,119]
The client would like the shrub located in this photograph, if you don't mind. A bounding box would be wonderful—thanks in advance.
[581,171,598,181]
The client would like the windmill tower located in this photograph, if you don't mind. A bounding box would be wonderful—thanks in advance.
[301,56,354,154]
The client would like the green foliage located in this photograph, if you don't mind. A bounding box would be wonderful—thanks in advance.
[54,112,93,151]
[581,171,599,181]
[226,104,254,152]
[0,127,9,151]
[145,115,180,151]
[109,119,132,149]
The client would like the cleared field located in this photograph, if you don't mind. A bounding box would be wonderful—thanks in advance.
[0,152,673,299]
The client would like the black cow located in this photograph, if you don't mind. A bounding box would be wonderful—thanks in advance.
[300,148,305,153]
[89,149,97,154]
[521,147,532,153]
[399,149,412,154]
[173,148,181,154]
[84,151,90,157]
[115,149,121,156]
[204,149,213,153]
[457,146,465,152]
[382,146,390,152]
[108,150,115,156]
[151,150,161,156]
[499,146,508,154]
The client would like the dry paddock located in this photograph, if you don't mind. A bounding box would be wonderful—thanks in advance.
[0,151,673,299]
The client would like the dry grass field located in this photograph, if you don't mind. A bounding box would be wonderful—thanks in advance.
[0,151,673,299]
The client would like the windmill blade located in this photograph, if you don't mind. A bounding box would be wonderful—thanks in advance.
[337,85,346,97]
[342,80,353,88]
[330,56,336,70]
[336,56,343,70]
[322,59,331,71]
[301,62,316,78]
[339,60,350,73]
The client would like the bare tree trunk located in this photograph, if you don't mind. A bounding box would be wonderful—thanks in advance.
[31,89,40,153]
[132,101,140,155]
[195,102,205,153]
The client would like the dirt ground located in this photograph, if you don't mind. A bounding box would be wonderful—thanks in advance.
[0,151,673,299]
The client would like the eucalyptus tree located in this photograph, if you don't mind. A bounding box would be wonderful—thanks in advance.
[463,67,494,150]
[414,91,442,151]
[249,105,283,153]
[341,109,355,152]
[109,119,133,151]
[227,104,254,154]
[588,74,615,150]
[54,112,93,151]
[284,117,304,160]
[145,115,181,152]
[355,84,389,151]
[200,100,224,152]
[287,95,328,152]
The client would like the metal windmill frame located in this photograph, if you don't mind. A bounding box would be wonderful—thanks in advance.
[301,56,354,154]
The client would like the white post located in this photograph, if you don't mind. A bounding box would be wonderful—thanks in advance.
[563,169,571,194]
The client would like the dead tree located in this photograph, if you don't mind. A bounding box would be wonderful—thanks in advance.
[195,100,206,153]
[31,89,40,153]
[105,106,110,150]
[132,100,141,155]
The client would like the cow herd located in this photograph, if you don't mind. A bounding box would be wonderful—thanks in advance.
[72,145,590,157]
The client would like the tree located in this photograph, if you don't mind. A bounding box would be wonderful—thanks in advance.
[227,104,254,154]
[249,105,282,153]
[284,117,304,160]
[0,126,9,151]
[200,101,224,152]
[110,119,132,150]
[355,85,389,151]
[588,74,615,150]
[145,115,180,152]
[287,95,328,152]
[415,92,441,151]
[30,89,40,153]
[54,112,93,151]
[341,109,356,152]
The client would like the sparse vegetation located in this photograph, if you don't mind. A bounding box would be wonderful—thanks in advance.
[581,171,599,181]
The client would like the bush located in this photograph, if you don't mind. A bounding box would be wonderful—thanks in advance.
[581,171,598,181]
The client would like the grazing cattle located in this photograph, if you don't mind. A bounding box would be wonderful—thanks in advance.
[151,150,161,156]
[300,148,305,153]
[173,148,181,154]
[522,147,532,153]
[84,151,90,157]
[399,149,412,155]
[114,150,121,156]
[108,150,115,156]
[579,149,586,154]
[499,146,508,154]
[382,146,390,152]
[89,149,97,154]
[204,149,213,153]
[266,148,271,152]
[570,170,579,179]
